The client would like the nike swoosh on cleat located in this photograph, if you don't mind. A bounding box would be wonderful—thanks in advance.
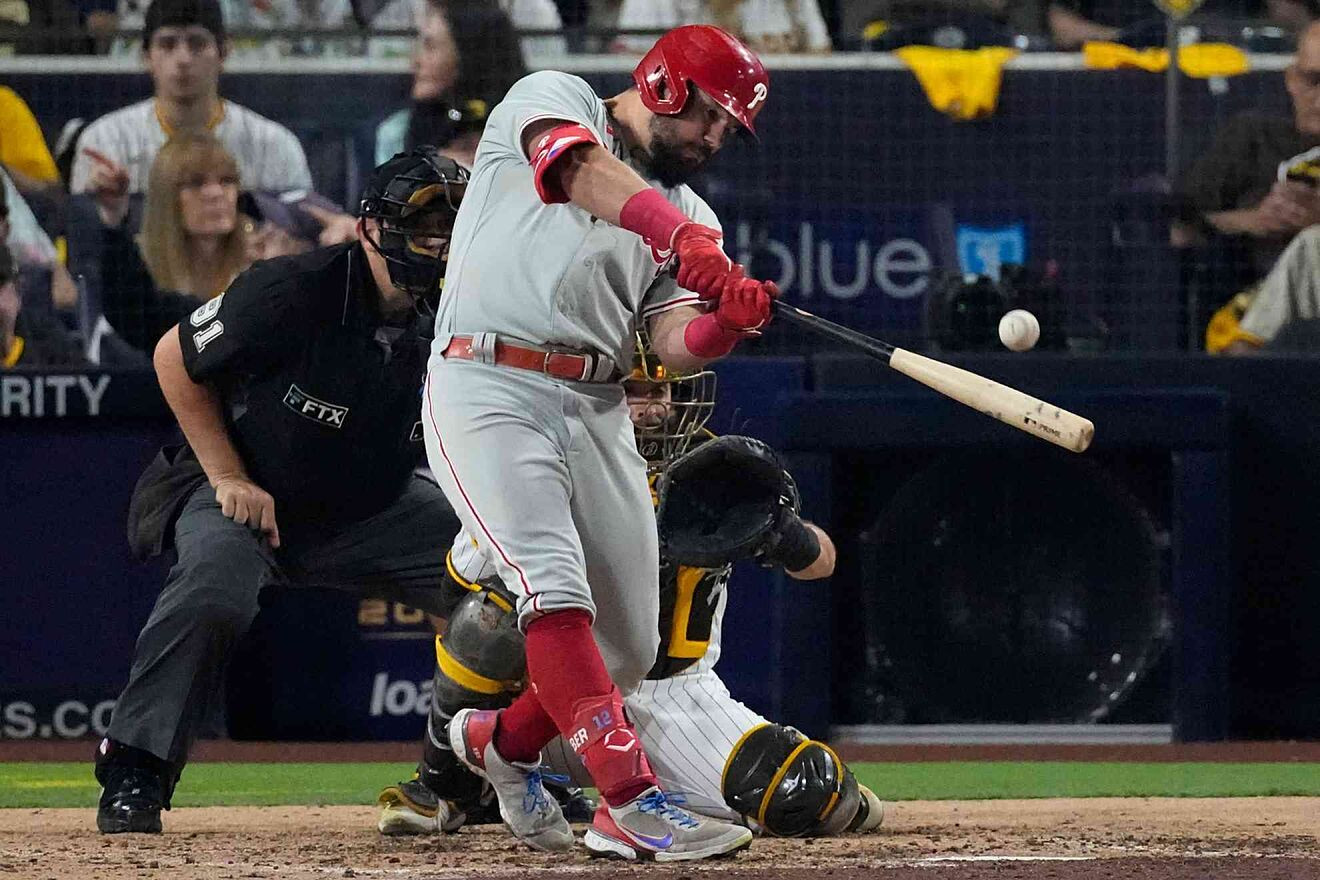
[625,831,673,850]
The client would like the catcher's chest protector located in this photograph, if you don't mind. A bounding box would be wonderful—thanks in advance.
[645,557,731,680]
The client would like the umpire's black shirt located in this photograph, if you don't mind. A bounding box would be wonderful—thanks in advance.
[131,242,432,553]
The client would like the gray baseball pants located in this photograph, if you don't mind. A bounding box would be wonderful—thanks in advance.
[108,475,461,767]
[422,357,661,696]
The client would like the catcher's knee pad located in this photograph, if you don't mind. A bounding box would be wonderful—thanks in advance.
[721,724,862,837]
[432,578,525,712]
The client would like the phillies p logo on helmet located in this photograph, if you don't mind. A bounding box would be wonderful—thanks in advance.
[633,25,770,136]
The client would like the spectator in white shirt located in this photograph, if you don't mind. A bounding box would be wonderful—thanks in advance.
[112,0,358,59]
[612,0,831,54]
[71,0,313,209]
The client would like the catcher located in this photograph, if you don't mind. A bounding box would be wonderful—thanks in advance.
[376,335,884,841]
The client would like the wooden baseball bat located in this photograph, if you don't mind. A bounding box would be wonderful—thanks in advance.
[772,301,1094,453]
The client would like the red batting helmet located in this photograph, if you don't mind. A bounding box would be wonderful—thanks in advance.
[633,25,770,136]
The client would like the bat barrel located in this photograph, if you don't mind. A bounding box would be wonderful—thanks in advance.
[888,349,1094,453]
[769,299,1094,453]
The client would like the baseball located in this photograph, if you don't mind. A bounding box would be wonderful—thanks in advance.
[998,309,1040,352]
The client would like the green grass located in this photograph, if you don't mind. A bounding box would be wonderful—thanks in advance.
[0,762,417,809]
[5,762,1320,809]
[852,762,1320,800]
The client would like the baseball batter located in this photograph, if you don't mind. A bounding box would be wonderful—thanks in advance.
[379,338,884,839]
[421,25,779,861]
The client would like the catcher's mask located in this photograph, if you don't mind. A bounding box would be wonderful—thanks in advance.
[358,146,468,303]
[626,331,716,472]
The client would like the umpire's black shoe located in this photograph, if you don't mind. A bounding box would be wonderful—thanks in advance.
[95,739,169,834]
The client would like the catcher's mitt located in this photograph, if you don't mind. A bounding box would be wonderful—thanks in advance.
[656,435,799,568]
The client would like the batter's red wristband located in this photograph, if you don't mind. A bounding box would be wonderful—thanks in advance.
[684,312,741,359]
[619,188,690,249]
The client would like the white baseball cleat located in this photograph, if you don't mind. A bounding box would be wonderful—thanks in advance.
[447,708,574,852]
[584,786,753,862]
[853,784,886,833]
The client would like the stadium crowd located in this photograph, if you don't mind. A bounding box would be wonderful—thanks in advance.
[3,0,1320,369]
[4,1,1319,57]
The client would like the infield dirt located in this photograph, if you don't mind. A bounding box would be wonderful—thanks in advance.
[4,797,1319,880]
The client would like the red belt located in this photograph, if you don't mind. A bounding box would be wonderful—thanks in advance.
[442,335,618,383]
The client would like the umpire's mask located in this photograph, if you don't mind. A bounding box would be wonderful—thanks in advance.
[359,146,468,303]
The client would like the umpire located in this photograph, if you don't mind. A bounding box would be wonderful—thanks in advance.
[95,148,470,834]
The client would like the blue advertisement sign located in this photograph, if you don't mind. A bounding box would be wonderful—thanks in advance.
[725,205,941,345]
[955,223,1027,279]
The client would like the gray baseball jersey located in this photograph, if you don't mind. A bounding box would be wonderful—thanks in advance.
[433,69,718,374]
[423,70,725,696]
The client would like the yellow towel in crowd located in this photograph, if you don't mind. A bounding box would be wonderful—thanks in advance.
[1082,42,1250,78]
[895,46,1018,121]
[1180,43,1251,78]
[1205,287,1262,353]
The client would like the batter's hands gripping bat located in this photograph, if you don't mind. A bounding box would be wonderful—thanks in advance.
[773,301,1094,453]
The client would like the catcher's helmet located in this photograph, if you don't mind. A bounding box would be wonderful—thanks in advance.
[633,25,769,135]
[626,330,717,472]
[358,146,468,301]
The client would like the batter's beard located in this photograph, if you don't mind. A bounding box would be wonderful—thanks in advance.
[640,117,707,187]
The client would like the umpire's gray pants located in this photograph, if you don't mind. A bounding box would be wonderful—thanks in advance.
[108,475,460,767]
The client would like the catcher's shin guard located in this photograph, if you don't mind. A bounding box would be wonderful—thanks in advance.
[418,577,525,809]
[721,724,864,837]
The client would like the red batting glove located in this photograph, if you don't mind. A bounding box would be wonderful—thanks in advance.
[715,278,780,334]
[672,223,737,299]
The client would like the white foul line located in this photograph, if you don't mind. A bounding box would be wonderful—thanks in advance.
[923,855,1097,862]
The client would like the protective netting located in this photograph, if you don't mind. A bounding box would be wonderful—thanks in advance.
[3,8,1317,364]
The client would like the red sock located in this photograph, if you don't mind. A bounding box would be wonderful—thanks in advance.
[493,689,559,764]
[525,610,658,806]
[524,610,611,723]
